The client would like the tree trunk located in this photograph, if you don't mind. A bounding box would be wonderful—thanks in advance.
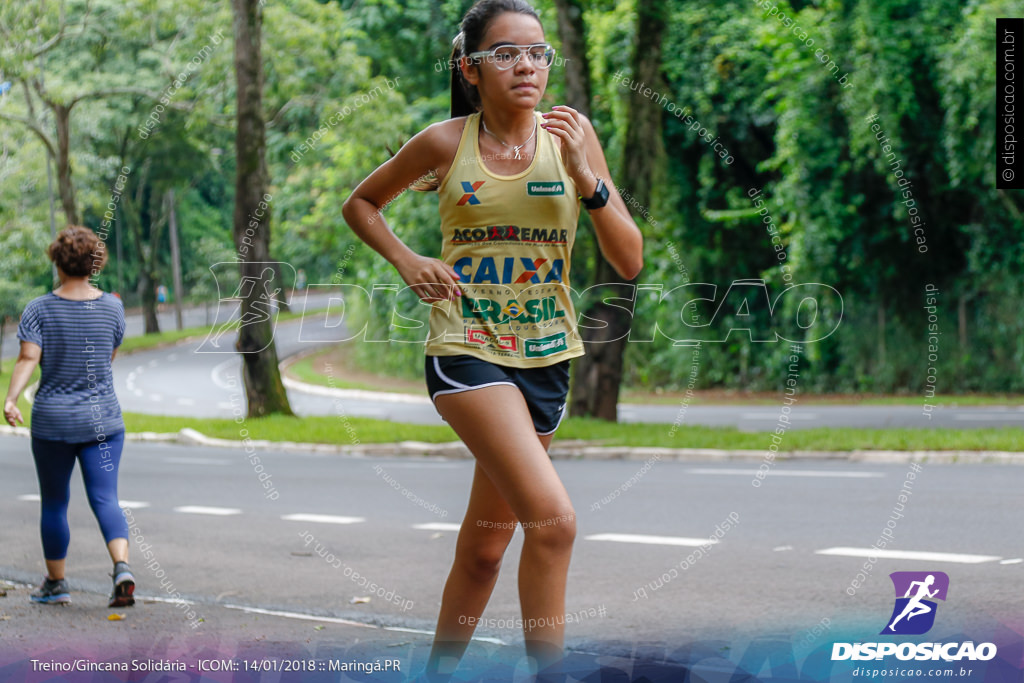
[877,301,886,368]
[568,0,665,421]
[54,103,79,225]
[167,189,185,330]
[552,0,591,118]
[122,180,162,335]
[232,0,293,417]
[138,268,160,333]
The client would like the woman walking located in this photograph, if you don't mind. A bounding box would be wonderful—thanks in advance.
[343,0,642,677]
[4,225,135,608]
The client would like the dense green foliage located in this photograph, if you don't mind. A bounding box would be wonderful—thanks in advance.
[1,0,1019,393]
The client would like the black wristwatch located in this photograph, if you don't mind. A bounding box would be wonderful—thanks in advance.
[581,177,609,211]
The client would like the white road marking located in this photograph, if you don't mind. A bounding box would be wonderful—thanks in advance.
[773,545,793,552]
[740,412,818,420]
[163,457,229,465]
[281,513,365,525]
[212,359,241,390]
[688,468,883,478]
[222,604,373,628]
[119,500,150,508]
[413,523,461,531]
[17,494,40,502]
[126,372,137,390]
[585,533,720,547]
[815,547,1001,564]
[220,604,504,644]
[999,558,1022,565]
[174,505,242,516]
[177,398,196,406]
[382,463,460,469]
[383,625,504,644]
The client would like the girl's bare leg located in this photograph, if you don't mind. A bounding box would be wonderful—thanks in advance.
[426,385,574,679]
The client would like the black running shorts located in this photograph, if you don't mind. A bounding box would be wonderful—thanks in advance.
[425,354,570,435]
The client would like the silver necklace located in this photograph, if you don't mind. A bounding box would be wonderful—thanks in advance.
[481,116,537,160]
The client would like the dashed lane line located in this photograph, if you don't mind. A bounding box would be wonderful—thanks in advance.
[584,533,720,547]
[173,505,242,516]
[815,547,1001,564]
[413,523,461,532]
[281,513,365,525]
[687,468,883,478]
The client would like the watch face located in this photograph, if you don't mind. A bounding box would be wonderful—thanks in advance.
[585,179,609,209]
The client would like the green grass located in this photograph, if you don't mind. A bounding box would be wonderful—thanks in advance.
[284,353,395,392]
[122,412,458,443]
[283,345,421,393]
[619,391,1024,407]
[117,411,1024,452]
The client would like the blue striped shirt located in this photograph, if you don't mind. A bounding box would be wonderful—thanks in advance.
[17,292,126,443]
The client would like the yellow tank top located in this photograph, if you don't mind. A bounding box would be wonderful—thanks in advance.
[425,111,585,367]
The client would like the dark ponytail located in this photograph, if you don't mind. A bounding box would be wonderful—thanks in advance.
[448,0,541,118]
[449,32,476,118]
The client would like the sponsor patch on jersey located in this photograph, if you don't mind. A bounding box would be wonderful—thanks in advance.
[524,332,568,358]
[527,181,565,196]
[457,181,485,206]
[451,225,568,245]
[466,327,518,351]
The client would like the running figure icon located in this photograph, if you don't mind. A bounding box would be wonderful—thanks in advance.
[888,574,938,631]
[881,571,949,635]
[209,267,281,349]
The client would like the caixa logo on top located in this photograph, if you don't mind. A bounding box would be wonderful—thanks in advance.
[832,572,997,662]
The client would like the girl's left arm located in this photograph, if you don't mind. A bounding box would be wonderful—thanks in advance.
[541,105,644,280]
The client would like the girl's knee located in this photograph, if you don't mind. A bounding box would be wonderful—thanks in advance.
[458,536,511,581]
[522,509,576,551]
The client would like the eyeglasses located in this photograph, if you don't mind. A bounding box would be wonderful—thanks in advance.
[466,43,556,71]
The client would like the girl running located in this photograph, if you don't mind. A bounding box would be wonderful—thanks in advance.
[343,0,642,676]
[4,225,134,608]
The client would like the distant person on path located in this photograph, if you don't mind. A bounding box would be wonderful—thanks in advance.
[344,0,642,677]
[4,225,135,608]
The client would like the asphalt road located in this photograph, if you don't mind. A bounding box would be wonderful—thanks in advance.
[1,435,1021,651]
[5,288,1022,430]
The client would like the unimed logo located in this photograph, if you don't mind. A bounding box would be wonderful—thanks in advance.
[831,570,997,663]
[527,181,565,196]
[525,332,567,358]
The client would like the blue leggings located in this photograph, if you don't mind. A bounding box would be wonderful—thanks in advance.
[31,431,129,560]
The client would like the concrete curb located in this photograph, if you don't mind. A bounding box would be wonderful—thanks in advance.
[4,425,1020,463]
[279,349,431,405]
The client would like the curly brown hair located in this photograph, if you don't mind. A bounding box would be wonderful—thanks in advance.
[48,225,108,277]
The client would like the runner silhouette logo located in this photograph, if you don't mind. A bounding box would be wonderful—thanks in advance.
[881,571,949,635]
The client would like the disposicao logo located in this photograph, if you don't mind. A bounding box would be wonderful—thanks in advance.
[831,571,997,663]
[882,571,948,635]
